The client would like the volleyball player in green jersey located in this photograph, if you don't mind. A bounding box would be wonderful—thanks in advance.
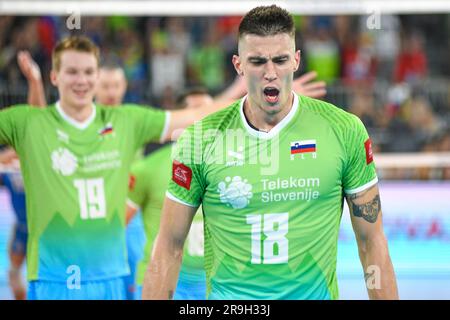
[0,36,243,300]
[129,81,327,300]
[126,89,211,300]
[127,144,207,300]
[13,50,147,300]
[144,5,398,300]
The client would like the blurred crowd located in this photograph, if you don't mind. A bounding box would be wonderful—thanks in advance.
[0,14,449,157]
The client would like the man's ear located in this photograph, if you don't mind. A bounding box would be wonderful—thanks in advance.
[50,69,58,86]
[232,55,243,76]
[294,50,301,72]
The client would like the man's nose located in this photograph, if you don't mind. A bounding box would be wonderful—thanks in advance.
[264,61,277,81]
[75,73,89,84]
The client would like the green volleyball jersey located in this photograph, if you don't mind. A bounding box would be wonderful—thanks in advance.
[0,103,167,281]
[168,93,377,300]
[127,144,204,286]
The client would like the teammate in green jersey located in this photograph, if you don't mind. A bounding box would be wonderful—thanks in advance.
[144,5,398,300]
[126,88,212,300]
[0,35,242,300]
[17,51,149,299]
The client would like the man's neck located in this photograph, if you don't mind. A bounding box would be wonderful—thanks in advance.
[59,101,94,123]
[243,93,294,132]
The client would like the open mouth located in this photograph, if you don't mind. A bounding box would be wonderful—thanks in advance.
[263,87,280,104]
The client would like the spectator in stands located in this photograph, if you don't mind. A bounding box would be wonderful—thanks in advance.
[394,31,427,84]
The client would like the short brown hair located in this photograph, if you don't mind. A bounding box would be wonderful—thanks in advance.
[52,36,100,71]
[238,5,295,39]
[176,87,210,109]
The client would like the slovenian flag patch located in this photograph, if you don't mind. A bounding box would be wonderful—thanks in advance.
[290,140,317,154]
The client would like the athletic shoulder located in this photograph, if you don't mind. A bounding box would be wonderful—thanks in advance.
[300,95,365,136]
[0,104,52,122]
[189,99,241,132]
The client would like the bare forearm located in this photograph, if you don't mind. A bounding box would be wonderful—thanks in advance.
[141,238,183,299]
[358,235,398,300]
[28,80,47,107]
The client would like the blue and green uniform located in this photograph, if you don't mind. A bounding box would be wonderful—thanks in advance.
[1,171,27,255]
[168,93,377,299]
[0,102,167,299]
[127,144,206,300]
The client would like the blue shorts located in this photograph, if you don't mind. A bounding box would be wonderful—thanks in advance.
[28,277,127,300]
[174,277,206,300]
[124,213,146,300]
[135,278,206,300]
[10,222,28,256]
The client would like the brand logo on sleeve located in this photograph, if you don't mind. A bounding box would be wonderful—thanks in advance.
[364,139,374,164]
[172,161,192,190]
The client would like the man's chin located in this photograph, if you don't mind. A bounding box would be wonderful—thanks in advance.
[263,104,282,115]
[72,99,93,110]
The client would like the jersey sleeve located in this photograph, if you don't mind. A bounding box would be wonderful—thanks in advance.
[342,114,378,194]
[0,105,30,149]
[122,104,169,148]
[166,126,205,207]
[127,160,148,209]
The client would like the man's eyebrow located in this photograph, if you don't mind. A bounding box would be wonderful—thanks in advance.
[247,55,290,62]
[248,56,268,62]
[272,54,289,60]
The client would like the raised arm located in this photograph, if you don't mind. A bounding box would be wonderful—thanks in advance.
[346,184,399,299]
[142,197,197,299]
[17,51,47,107]
[292,71,326,99]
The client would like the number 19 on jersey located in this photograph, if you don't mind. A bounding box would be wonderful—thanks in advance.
[74,178,106,220]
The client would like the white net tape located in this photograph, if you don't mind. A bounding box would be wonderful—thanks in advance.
[375,152,450,169]
[1,0,450,16]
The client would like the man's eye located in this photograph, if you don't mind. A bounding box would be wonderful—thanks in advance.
[273,58,288,64]
[249,59,266,65]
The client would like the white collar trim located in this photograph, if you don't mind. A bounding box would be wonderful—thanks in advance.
[55,101,97,130]
[239,92,299,139]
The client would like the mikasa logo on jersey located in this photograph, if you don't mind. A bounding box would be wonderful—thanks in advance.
[51,147,78,176]
[218,176,253,209]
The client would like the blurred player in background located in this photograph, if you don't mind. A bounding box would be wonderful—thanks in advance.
[0,148,27,300]
[126,88,212,300]
[0,52,45,300]
[18,51,147,300]
[144,5,398,300]
[0,35,254,300]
